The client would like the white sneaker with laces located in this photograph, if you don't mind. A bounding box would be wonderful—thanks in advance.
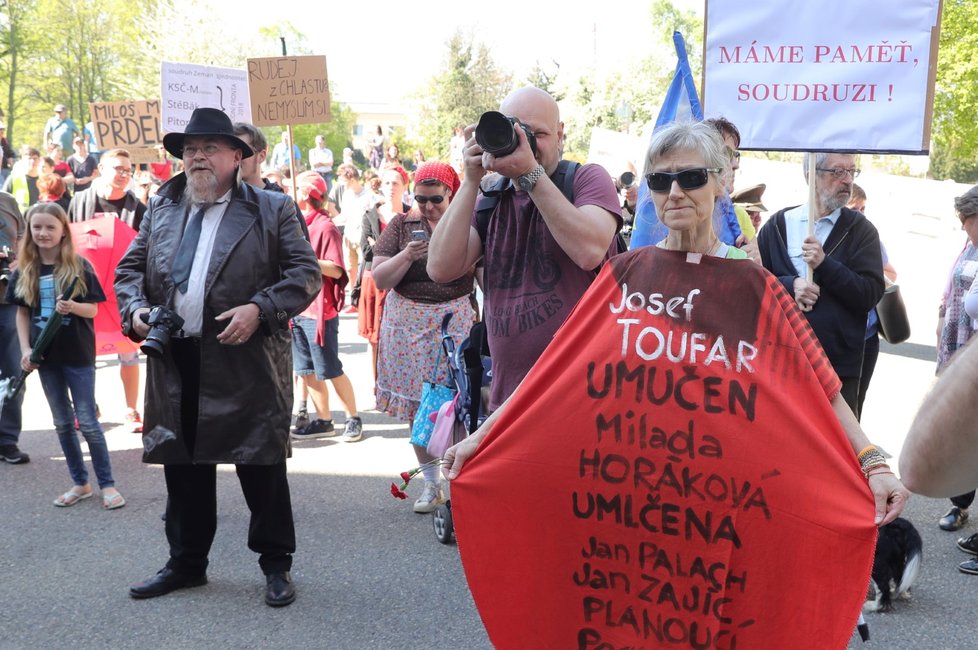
[413,481,444,513]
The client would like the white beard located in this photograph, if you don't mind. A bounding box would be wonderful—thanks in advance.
[186,168,220,206]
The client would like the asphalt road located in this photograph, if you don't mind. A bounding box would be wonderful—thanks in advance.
[1,308,976,649]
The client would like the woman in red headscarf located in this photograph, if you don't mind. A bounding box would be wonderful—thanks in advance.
[371,161,477,514]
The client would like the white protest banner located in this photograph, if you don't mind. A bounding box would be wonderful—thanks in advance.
[88,100,162,150]
[246,55,330,127]
[587,127,644,181]
[160,61,251,133]
[703,0,942,153]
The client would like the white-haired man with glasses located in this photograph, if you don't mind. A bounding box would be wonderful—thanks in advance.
[757,152,884,417]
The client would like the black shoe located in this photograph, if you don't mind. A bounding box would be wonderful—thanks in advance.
[129,567,207,599]
[958,533,978,555]
[290,418,335,440]
[265,571,296,607]
[940,506,969,531]
[959,558,978,575]
[292,407,309,432]
[0,444,30,464]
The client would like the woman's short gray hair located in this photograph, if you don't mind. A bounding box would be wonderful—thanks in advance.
[643,120,730,181]
[954,186,978,220]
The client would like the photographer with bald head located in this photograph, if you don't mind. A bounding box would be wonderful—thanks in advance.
[427,86,621,413]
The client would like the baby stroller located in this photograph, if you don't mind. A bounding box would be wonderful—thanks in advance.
[432,312,491,544]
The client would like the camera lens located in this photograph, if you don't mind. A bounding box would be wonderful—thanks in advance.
[475,111,519,157]
[141,336,164,359]
[620,172,635,188]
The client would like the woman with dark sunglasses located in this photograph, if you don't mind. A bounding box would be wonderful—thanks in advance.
[371,161,478,514]
[440,122,908,645]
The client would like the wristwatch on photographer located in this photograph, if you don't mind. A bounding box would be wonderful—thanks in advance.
[518,164,546,192]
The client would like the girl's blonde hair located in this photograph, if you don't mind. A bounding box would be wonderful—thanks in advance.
[15,202,88,307]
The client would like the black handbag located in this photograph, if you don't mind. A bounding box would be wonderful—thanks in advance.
[876,284,911,344]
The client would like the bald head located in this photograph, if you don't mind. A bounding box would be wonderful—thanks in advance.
[500,87,559,120]
[499,86,564,173]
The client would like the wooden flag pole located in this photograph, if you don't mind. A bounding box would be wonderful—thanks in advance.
[287,124,298,205]
[280,37,300,207]
[806,152,817,283]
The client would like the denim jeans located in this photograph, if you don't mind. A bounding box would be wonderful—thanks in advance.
[38,365,115,488]
[0,305,23,447]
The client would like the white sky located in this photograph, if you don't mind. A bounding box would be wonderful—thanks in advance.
[226,0,704,104]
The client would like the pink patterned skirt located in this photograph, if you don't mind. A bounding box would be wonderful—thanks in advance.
[375,290,476,423]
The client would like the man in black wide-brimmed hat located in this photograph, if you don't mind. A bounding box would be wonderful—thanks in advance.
[115,107,321,607]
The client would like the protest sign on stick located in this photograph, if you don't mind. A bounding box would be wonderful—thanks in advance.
[88,100,162,151]
[160,62,251,134]
[703,0,942,153]
[246,55,330,127]
[247,55,330,203]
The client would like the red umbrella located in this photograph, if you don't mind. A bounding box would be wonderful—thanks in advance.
[69,216,139,357]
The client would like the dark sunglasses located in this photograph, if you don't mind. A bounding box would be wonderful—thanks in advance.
[646,168,720,193]
[414,195,445,205]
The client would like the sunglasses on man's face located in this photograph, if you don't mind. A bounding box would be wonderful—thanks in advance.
[414,194,445,205]
[645,168,720,193]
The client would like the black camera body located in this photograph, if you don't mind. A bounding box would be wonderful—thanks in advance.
[475,111,537,158]
[140,306,185,358]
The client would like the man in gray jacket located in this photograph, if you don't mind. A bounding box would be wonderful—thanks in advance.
[115,108,320,607]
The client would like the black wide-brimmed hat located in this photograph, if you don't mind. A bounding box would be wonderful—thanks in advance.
[162,107,253,160]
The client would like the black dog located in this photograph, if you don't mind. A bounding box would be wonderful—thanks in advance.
[864,517,923,612]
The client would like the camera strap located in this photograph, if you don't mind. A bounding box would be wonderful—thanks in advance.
[475,160,579,241]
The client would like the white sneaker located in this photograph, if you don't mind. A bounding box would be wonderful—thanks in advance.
[413,481,444,513]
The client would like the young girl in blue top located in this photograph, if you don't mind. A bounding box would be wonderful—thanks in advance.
[7,202,125,509]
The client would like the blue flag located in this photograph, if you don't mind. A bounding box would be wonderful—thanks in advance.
[630,31,730,249]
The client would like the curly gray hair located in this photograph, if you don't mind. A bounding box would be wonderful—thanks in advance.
[954,186,978,221]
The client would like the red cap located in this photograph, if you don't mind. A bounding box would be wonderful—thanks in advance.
[413,161,460,195]
[296,171,327,201]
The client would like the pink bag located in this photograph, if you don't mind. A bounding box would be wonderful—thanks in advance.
[427,393,461,457]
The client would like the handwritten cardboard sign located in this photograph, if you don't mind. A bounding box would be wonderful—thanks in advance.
[160,61,252,133]
[702,0,942,153]
[88,100,162,150]
[452,248,876,648]
[246,55,330,127]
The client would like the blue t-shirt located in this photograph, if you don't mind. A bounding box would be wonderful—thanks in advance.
[6,260,105,366]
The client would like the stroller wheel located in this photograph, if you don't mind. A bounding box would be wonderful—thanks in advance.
[433,501,455,545]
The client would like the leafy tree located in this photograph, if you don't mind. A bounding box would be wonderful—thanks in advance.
[525,61,564,102]
[561,1,700,161]
[0,0,42,145]
[930,0,978,181]
[409,31,512,162]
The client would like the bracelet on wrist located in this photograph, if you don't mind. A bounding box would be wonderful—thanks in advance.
[866,469,894,479]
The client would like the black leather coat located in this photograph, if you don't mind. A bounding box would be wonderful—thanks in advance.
[114,174,321,464]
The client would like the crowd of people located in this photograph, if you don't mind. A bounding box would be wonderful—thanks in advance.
[0,87,976,621]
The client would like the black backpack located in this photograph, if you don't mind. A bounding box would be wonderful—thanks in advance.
[474,160,578,239]
[474,160,625,254]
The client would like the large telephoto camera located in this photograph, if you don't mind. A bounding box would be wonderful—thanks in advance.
[139,306,185,358]
[475,111,537,158]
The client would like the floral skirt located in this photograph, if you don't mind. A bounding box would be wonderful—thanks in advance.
[375,291,476,423]
[357,270,386,344]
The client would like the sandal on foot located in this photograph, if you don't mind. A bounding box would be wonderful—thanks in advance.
[54,487,93,507]
[102,491,126,510]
